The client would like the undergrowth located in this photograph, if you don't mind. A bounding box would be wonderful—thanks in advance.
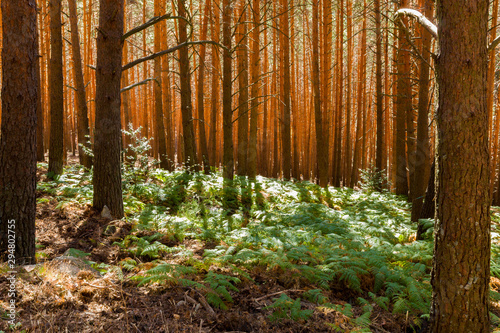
[34,135,500,331]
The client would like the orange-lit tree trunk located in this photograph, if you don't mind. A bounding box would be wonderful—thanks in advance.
[280,0,291,180]
[197,0,211,173]
[93,0,124,218]
[248,0,260,179]
[154,0,169,169]
[48,0,64,178]
[0,0,39,264]
[178,0,198,169]
[350,0,367,186]
[222,0,234,179]
[374,0,384,181]
[69,0,92,169]
[312,0,327,186]
[236,2,249,176]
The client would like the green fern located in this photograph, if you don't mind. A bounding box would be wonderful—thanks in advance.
[264,294,313,322]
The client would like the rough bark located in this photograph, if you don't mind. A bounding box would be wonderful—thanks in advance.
[374,0,384,180]
[48,0,64,178]
[222,0,234,179]
[395,0,410,196]
[431,0,491,330]
[0,0,39,264]
[280,0,292,180]
[69,0,92,169]
[410,0,433,223]
[236,3,249,176]
[93,0,125,219]
[196,0,211,173]
[247,0,260,179]
[312,0,328,187]
[154,0,169,169]
[178,0,198,169]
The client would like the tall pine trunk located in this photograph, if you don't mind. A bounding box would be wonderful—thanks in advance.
[48,0,64,178]
[0,0,39,264]
[431,0,490,330]
[69,0,92,169]
[93,0,125,218]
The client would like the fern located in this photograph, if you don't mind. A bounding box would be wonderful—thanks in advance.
[265,294,313,322]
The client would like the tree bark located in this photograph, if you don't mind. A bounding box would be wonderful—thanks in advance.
[280,0,292,180]
[69,0,92,169]
[410,0,433,223]
[236,3,249,176]
[197,0,211,173]
[247,0,260,179]
[395,0,410,197]
[154,0,169,170]
[0,0,39,264]
[374,0,384,181]
[48,0,64,178]
[93,0,125,219]
[312,0,328,187]
[431,0,491,330]
[222,0,234,179]
[178,0,198,169]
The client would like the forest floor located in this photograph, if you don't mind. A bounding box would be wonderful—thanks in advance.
[2,157,500,332]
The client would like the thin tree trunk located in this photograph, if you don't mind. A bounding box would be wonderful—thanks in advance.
[236,2,249,176]
[312,0,328,187]
[222,0,234,179]
[69,0,92,169]
[248,0,260,179]
[154,0,169,169]
[280,0,291,180]
[93,0,125,218]
[374,0,384,181]
[178,0,198,169]
[411,0,433,222]
[48,0,64,178]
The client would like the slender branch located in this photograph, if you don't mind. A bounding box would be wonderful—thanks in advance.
[122,13,177,41]
[122,40,227,71]
[490,36,500,51]
[120,78,158,93]
[395,8,437,39]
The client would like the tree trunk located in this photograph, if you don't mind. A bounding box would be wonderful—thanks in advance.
[69,0,92,169]
[48,0,64,178]
[178,0,198,169]
[280,0,291,180]
[222,0,234,179]
[0,0,38,264]
[93,0,125,219]
[197,0,211,173]
[410,0,433,223]
[236,3,249,176]
[248,0,260,179]
[312,0,328,187]
[395,0,410,196]
[154,0,169,170]
[374,0,384,181]
[431,0,490,330]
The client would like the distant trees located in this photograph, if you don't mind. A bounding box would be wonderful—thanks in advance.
[0,0,39,264]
